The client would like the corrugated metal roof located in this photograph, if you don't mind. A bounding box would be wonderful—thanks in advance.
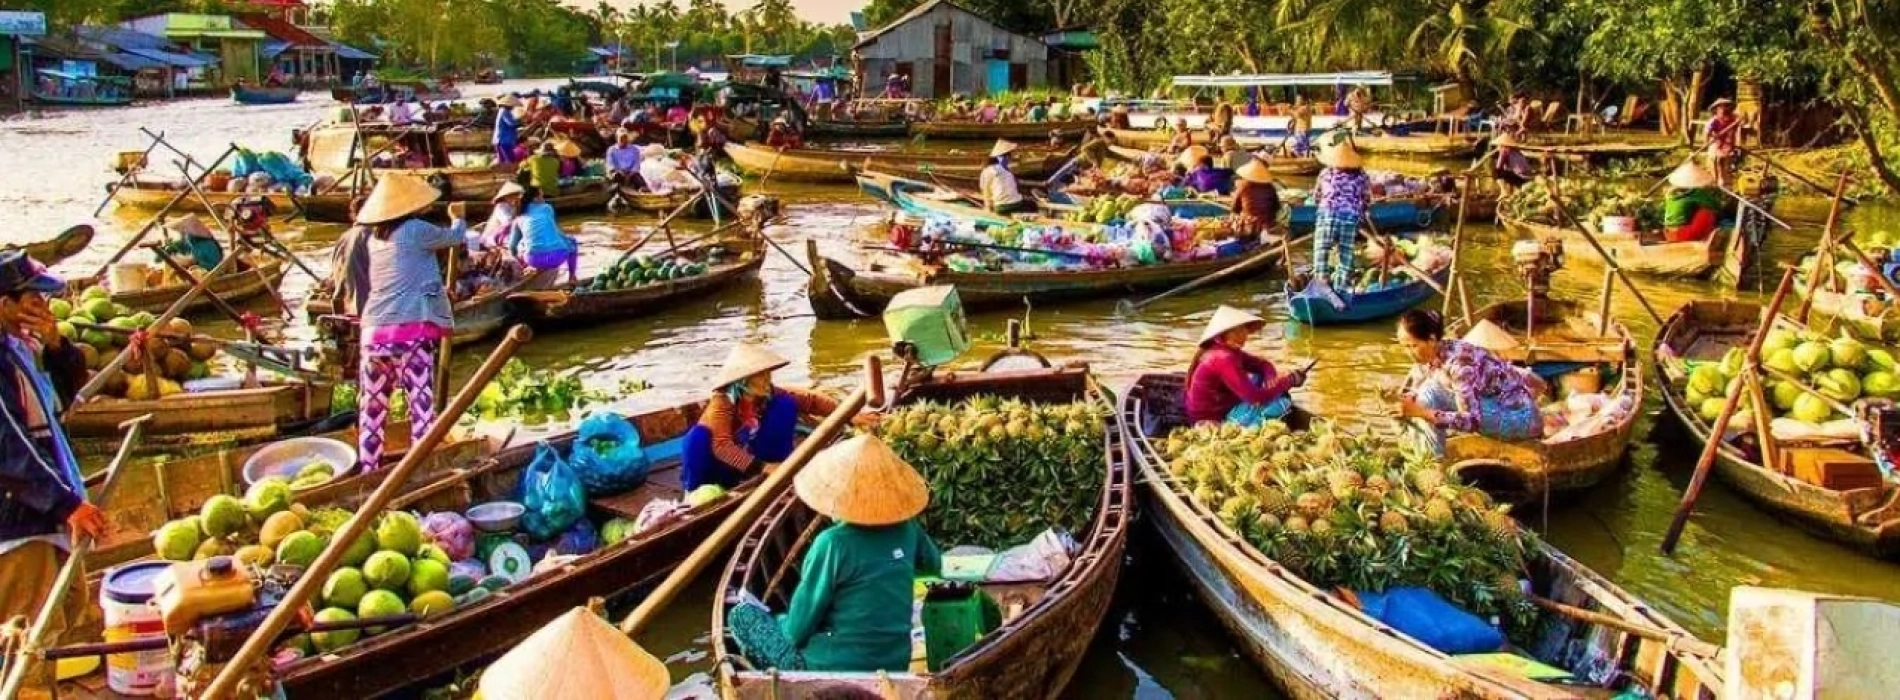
[329,39,376,60]
[854,0,1032,50]
[1170,72,1395,88]
[100,51,165,70]
[122,46,214,67]
[235,13,328,48]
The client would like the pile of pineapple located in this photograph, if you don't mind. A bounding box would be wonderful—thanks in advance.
[1160,420,1537,632]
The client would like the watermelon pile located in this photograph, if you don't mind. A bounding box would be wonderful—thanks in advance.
[579,254,709,293]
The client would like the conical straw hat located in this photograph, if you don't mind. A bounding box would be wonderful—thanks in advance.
[356,173,442,225]
[497,95,520,107]
[491,181,525,202]
[478,607,669,700]
[556,140,583,158]
[1318,139,1363,169]
[166,214,215,239]
[1236,158,1276,184]
[1462,318,1522,354]
[794,434,929,526]
[711,344,790,390]
[1492,132,1518,147]
[1176,145,1210,170]
[1668,161,1714,189]
[1199,306,1266,346]
[989,139,1019,158]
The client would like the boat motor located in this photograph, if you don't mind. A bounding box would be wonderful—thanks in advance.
[1512,237,1564,302]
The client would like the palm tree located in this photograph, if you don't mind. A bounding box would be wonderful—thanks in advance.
[1406,0,1532,88]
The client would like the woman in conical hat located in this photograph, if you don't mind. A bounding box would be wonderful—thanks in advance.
[1307,134,1370,306]
[479,607,670,700]
[1229,157,1282,237]
[1184,306,1307,426]
[348,173,470,474]
[726,434,941,672]
[1703,97,1742,183]
[1394,308,1544,456]
[1661,160,1723,243]
[164,213,226,270]
[1489,131,1534,198]
[680,343,874,491]
[979,140,1032,215]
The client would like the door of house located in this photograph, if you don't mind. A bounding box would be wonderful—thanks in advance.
[1008,63,1027,91]
[932,22,952,97]
[894,60,913,95]
[985,59,1008,95]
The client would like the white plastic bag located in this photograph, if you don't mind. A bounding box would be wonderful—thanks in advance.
[985,529,1078,583]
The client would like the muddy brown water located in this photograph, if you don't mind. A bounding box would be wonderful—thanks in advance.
[5,79,1899,697]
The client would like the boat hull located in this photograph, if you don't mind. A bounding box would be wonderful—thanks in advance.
[912,118,1096,140]
[1286,268,1445,325]
[65,381,333,439]
[509,242,765,326]
[231,85,300,104]
[1500,214,1724,279]
[723,142,1068,185]
[808,120,910,138]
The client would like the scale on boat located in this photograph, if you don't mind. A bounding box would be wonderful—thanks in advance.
[883,285,1054,392]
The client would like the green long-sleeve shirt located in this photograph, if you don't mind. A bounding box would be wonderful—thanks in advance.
[779,519,942,672]
[519,154,561,196]
[1663,187,1723,227]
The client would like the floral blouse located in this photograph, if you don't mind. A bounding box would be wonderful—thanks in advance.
[1316,168,1370,215]
[1415,339,1539,432]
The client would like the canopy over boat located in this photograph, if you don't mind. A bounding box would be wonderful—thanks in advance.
[1169,71,1396,88]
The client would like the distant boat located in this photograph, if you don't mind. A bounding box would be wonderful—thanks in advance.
[30,69,132,107]
[231,84,300,105]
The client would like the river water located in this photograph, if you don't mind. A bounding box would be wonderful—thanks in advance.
[5,79,1899,697]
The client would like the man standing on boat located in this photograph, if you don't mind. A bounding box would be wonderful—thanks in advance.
[494,95,522,165]
[0,252,108,694]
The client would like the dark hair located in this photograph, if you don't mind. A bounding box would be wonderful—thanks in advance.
[523,186,544,202]
[1398,308,1445,341]
[1198,156,1214,168]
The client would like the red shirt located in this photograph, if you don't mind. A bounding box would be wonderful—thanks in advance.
[1184,344,1295,424]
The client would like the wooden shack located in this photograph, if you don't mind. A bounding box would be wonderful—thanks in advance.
[852,0,1053,99]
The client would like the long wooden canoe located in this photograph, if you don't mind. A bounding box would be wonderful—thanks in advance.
[65,380,334,439]
[306,269,545,349]
[1442,298,1643,503]
[3,225,94,266]
[1499,213,1729,279]
[857,171,1097,230]
[509,232,766,327]
[723,142,1070,185]
[807,119,910,138]
[717,362,1128,698]
[1120,373,1725,698]
[231,85,300,105]
[1654,300,1900,559]
[1106,143,1320,177]
[1102,129,1482,158]
[1286,266,1447,326]
[911,118,1096,140]
[80,256,287,317]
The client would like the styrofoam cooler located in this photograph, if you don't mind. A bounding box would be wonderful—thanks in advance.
[1726,586,1900,699]
[109,263,150,292]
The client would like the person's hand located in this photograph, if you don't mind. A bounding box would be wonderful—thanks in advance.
[1398,396,1432,420]
[17,302,62,349]
[67,501,108,541]
[445,201,467,221]
[1288,369,1308,388]
[851,412,882,429]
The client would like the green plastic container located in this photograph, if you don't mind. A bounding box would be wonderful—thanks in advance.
[920,581,1000,672]
[883,286,969,367]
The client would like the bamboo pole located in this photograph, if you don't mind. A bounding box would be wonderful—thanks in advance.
[171,162,294,319]
[1443,173,1474,325]
[1121,233,1309,313]
[1597,265,1616,338]
[93,132,166,217]
[1797,172,1858,322]
[1736,145,1858,204]
[1358,214,1448,296]
[436,250,458,402]
[1661,266,1797,554]
[619,356,885,638]
[1528,595,1722,658]
[87,145,242,281]
[0,415,152,700]
[199,325,534,700]
[1543,174,1666,324]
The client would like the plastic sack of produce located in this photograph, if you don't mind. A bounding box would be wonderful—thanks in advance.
[552,517,601,556]
[518,442,587,540]
[255,151,314,189]
[422,511,478,560]
[567,412,651,496]
[986,529,1077,583]
[229,149,263,179]
[1355,586,1504,655]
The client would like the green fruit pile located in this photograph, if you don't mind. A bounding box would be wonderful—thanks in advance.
[1500,179,1660,231]
[874,396,1105,549]
[578,254,709,293]
[1676,328,1900,426]
[1066,193,1139,224]
[1159,420,1538,636]
[52,286,216,400]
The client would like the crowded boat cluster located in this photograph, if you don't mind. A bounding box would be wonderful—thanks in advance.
[2,63,1896,700]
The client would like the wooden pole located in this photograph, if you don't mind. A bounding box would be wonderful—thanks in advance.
[87,145,242,281]
[1660,266,1796,554]
[1122,233,1308,312]
[436,250,458,402]
[0,415,152,700]
[199,326,534,700]
[1444,173,1474,325]
[619,356,885,638]
[1796,172,1855,322]
[1543,175,1666,324]
[1358,214,1448,296]
[1597,265,1616,338]
[93,132,167,217]
[172,161,294,318]
[1737,145,1858,204]
[1528,595,1722,658]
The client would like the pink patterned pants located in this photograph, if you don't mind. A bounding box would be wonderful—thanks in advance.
[358,337,439,472]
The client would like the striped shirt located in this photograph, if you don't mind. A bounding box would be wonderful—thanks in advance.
[697,387,839,470]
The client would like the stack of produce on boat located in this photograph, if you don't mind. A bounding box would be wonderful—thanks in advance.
[467,358,602,425]
[1660,328,1899,440]
[900,211,1242,273]
[1066,161,1179,199]
[1335,235,1454,292]
[1499,179,1661,232]
[1794,230,1900,340]
[48,289,218,397]
[573,253,714,293]
[1536,387,1637,444]
[1160,419,1539,642]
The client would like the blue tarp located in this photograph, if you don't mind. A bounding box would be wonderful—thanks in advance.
[260,39,290,59]
[328,39,377,60]
[99,52,163,71]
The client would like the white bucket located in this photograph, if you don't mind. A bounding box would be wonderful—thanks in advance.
[1600,216,1637,235]
[100,562,172,695]
[109,263,150,293]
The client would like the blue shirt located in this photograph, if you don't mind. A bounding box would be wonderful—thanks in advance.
[1184,167,1234,195]
[508,201,574,257]
[494,108,519,146]
[605,143,641,175]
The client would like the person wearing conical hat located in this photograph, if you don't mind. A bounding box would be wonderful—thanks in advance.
[1394,308,1544,456]
[1217,134,1249,170]
[1183,306,1307,426]
[517,140,563,198]
[680,344,872,491]
[1662,160,1723,243]
[1229,157,1282,237]
[1288,96,1316,156]
[725,434,940,672]
[1703,98,1742,184]
[163,213,225,270]
[979,140,1032,215]
[1308,134,1370,307]
[1181,147,1233,196]
[1106,103,1132,130]
[348,173,469,475]
[479,607,670,700]
[1489,131,1534,198]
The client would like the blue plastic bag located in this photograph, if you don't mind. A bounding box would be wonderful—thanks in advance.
[229,149,263,179]
[1356,586,1504,655]
[552,518,601,556]
[567,412,651,496]
[256,151,313,189]
[519,442,586,540]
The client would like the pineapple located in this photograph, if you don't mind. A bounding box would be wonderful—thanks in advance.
[1482,509,1521,542]
[1424,498,1456,525]
[1358,487,1387,508]
[1310,518,1334,536]
[1295,491,1330,518]
[1377,509,1410,534]
[1364,474,1392,495]
[1412,466,1447,493]
[1219,495,1261,531]
[1256,489,1292,516]
[1249,462,1275,487]
[1257,512,1282,531]
[1458,489,1492,511]
[1283,515,1310,532]
[1192,484,1222,508]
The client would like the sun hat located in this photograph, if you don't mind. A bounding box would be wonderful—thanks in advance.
[556,140,582,158]
[477,607,668,700]
[1235,158,1276,185]
[356,173,443,225]
[1461,319,1522,355]
[794,434,929,526]
[1318,138,1363,169]
[989,140,1019,158]
[1110,104,1129,115]
[166,213,217,240]
[1199,305,1267,346]
[539,141,558,156]
[492,181,526,202]
[1176,145,1210,170]
[1668,161,1715,189]
[640,144,667,159]
[1711,98,1734,108]
[496,95,520,107]
[0,251,66,295]
[712,344,791,390]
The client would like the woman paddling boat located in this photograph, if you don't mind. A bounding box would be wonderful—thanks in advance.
[1229,158,1283,238]
[978,140,1033,215]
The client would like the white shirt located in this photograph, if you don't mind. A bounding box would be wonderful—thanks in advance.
[979,164,1023,207]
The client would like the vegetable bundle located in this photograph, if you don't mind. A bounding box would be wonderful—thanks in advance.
[875,396,1105,549]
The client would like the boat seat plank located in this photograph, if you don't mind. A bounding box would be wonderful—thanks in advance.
[587,463,686,520]
[1682,333,1751,362]
[1494,342,1626,365]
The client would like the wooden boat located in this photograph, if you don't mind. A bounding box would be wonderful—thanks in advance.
[1289,197,1439,235]
[1499,213,1731,279]
[509,225,767,327]
[858,171,1099,229]
[299,124,516,199]
[1654,300,1900,559]
[723,142,1069,185]
[305,268,542,349]
[716,362,1129,698]
[29,70,132,106]
[76,256,287,317]
[1788,265,1900,343]
[807,119,910,138]
[1441,298,1643,502]
[1106,143,1319,177]
[64,379,334,440]
[474,69,504,84]
[612,184,744,217]
[1119,373,1726,698]
[1514,135,1681,165]
[111,179,316,215]
[911,118,1096,140]
[3,225,94,266]
[1286,266,1447,325]
[1349,133,1483,158]
[231,85,300,105]
[331,80,463,104]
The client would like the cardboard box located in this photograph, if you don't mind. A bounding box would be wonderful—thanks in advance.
[1776,448,1884,491]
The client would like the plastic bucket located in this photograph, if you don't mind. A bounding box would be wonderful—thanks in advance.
[100,562,172,695]
[109,262,150,293]
[205,171,233,192]
[1600,215,1636,235]
[113,151,148,173]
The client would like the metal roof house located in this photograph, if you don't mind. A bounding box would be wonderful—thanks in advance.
[851,0,1055,99]
[121,13,267,84]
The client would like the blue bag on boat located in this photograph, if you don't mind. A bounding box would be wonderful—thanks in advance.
[566,412,651,496]
[255,151,313,189]
[518,442,587,540]
[1356,586,1504,655]
[229,149,263,179]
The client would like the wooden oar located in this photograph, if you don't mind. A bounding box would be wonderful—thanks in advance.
[170,161,294,319]
[1542,174,1666,324]
[1527,595,1722,658]
[93,132,166,217]
[1736,145,1858,204]
[1118,233,1311,313]
[1358,215,1449,296]
[0,414,152,700]
[1710,182,1793,230]
[199,326,534,700]
[619,356,884,638]
[1796,173,1855,321]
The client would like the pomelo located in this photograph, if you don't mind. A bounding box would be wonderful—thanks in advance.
[234,544,274,568]
[356,590,407,635]
[259,511,303,549]
[194,537,235,560]
[408,559,450,597]
[153,519,201,562]
[310,608,359,652]
[340,531,376,567]
[374,511,424,556]
[244,477,293,521]
[276,530,324,568]
[409,590,455,619]
[323,567,370,609]
[1793,341,1832,373]
[47,298,71,320]
[1830,336,1869,372]
[363,551,412,591]
[81,298,115,322]
[1771,382,1804,412]
[1792,393,1834,423]
[199,495,248,539]
[1816,368,1862,402]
